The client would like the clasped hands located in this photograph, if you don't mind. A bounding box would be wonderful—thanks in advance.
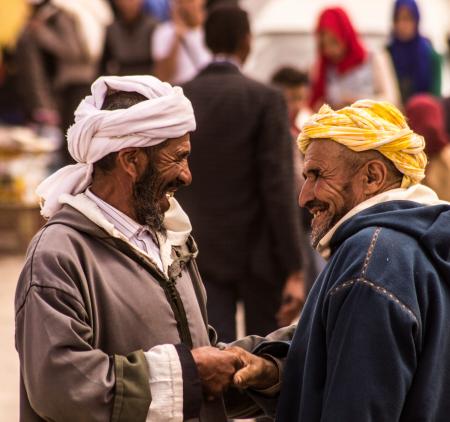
[191,346,279,400]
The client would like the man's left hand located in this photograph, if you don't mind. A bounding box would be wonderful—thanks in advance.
[191,346,242,400]
[276,271,305,327]
[226,346,279,390]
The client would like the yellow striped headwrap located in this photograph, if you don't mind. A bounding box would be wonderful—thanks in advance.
[298,99,427,188]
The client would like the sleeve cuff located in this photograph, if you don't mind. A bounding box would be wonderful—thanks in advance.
[174,344,202,420]
[144,344,202,422]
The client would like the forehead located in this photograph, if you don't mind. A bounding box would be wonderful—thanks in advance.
[161,133,191,152]
[396,5,415,20]
[304,140,342,164]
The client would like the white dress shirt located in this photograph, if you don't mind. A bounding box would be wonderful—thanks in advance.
[85,188,164,272]
[152,22,211,84]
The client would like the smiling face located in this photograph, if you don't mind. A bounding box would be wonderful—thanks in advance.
[300,140,367,247]
[151,133,192,213]
[133,134,192,233]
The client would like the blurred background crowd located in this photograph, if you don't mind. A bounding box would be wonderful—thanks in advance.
[0,0,450,418]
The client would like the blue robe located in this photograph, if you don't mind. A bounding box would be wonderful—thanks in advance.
[276,200,450,421]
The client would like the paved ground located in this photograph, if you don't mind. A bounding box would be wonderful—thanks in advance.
[0,254,23,421]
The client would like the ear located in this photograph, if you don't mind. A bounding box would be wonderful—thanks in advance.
[362,159,388,195]
[116,148,147,182]
[237,33,252,63]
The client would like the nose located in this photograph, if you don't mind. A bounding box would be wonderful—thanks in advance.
[179,162,192,186]
[299,178,314,208]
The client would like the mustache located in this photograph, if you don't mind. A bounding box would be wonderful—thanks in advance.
[304,200,328,212]
[164,179,185,192]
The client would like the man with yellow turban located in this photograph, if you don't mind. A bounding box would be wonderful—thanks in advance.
[254,99,450,421]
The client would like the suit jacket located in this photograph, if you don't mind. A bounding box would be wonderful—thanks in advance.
[179,62,302,284]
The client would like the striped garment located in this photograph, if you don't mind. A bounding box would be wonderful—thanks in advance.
[85,188,164,271]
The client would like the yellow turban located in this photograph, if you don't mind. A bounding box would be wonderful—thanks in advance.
[298,99,427,188]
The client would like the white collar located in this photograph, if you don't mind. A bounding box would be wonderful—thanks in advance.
[212,54,242,70]
[317,184,449,260]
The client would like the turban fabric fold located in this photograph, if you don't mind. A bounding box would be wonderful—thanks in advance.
[298,99,427,188]
[36,75,196,218]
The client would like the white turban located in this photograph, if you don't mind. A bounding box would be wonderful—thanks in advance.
[36,75,196,218]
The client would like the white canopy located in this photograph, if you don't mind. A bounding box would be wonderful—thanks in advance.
[242,0,449,84]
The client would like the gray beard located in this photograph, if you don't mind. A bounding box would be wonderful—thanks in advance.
[310,222,331,249]
[132,164,167,237]
[309,182,356,249]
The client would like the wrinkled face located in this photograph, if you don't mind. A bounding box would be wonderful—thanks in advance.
[394,5,417,42]
[133,134,192,233]
[282,85,310,121]
[299,140,365,247]
[318,29,347,63]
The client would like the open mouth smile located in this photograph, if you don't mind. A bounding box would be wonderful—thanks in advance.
[310,205,329,219]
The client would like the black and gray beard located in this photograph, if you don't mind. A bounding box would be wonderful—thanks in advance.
[308,182,355,249]
[310,222,331,249]
[310,209,349,249]
[132,163,166,237]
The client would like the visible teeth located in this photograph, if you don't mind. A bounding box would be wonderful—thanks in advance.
[314,210,324,218]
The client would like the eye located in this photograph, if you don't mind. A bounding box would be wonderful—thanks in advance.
[304,169,320,181]
[175,152,190,164]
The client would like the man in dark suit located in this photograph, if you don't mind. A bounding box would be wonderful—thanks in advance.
[178,4,305,342]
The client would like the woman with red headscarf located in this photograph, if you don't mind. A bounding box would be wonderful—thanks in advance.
[406,94,450,201]
[310,7,400,110]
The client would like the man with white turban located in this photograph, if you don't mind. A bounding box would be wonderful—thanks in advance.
[14,75,287,422]
[241,99,450,421]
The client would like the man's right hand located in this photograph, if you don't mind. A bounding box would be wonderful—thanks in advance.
[191,346,243,400]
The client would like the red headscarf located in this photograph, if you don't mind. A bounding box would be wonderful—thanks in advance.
[406,94,449,157]
[310,7,367,108]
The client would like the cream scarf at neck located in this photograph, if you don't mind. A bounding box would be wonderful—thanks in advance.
[60,193,193,277]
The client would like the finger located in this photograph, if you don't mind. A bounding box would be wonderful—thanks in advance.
[225,346,246,357]
[222,351,245,371]
[224,347,248,368]
[233,363,257,389]
[203,374,233,399]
